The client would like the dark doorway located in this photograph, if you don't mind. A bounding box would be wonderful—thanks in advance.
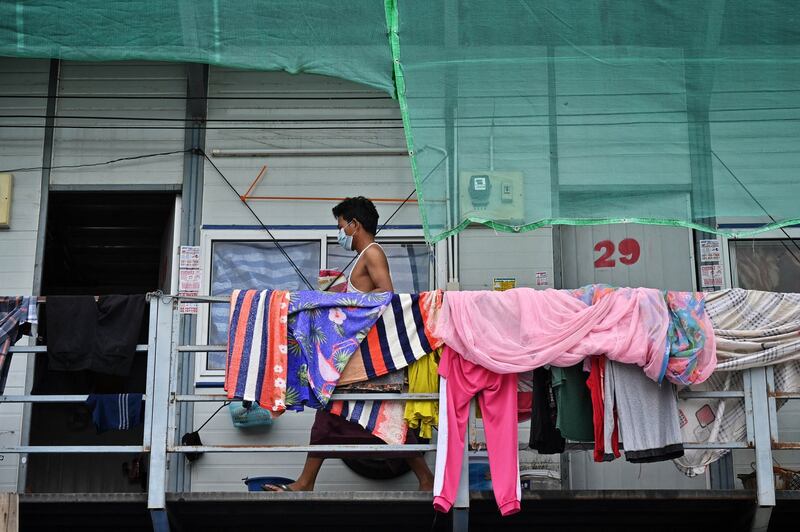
[27,191,175,493]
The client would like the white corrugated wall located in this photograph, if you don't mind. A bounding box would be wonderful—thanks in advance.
[0,58,50,490]
[50,61,186,186]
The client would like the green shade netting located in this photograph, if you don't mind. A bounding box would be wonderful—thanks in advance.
[3,1,800,243]
[389,0,800,242]
[0,1,394,93]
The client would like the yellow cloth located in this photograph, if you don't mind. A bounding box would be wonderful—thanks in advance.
[404,349,440,439]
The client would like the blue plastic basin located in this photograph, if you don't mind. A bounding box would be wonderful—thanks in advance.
[243,476,296,491]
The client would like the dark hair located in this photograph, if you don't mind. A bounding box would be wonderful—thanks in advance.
[332,196,379,235]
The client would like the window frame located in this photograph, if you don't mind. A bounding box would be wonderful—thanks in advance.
[195,227,429,385]
[722,226,800,290]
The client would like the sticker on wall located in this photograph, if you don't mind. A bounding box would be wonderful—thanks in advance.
[493,277,516,291]
[700,264,724,287]
[179,269,202,293]
[180,245,201,269]
[536,271,549,287]
[178,291,199,315]
[699,239,721,263]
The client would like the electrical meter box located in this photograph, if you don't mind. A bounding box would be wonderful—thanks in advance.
[459,170,524,224]
[0,174,11,229]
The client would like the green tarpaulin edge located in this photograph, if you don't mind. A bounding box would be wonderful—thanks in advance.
[423,216,800,245]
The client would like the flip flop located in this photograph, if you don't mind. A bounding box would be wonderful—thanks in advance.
[262,483,293,492]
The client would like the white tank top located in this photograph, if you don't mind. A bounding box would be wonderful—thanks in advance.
[346,242,390,293]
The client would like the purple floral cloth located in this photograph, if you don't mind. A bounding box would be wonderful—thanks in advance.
[284,291,391,411]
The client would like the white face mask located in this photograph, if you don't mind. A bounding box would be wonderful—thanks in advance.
[337,220,354,251]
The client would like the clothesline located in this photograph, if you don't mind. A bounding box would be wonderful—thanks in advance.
[34,296,100,303]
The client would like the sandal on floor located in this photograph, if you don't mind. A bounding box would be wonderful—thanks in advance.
[262,483,293,492]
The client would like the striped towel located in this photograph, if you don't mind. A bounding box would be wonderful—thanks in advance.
[329,291,443,444]
[339,291,443,385]
[225,289,290,412]
[327,398,408,445]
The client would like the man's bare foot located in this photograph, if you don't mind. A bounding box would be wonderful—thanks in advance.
[262,480,311,492]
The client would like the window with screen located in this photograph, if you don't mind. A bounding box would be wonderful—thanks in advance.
[206,240,321,371]
[731,240,800,293]
[326,241,432,293]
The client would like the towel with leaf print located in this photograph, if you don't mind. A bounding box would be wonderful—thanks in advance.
[284,291,392,411]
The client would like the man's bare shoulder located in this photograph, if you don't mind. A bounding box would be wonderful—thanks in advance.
[363,244,388,260]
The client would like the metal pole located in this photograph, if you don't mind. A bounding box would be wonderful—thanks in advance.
[143,300,158,450]
[147,296,173,515]
[749,368,775,506]
[175,63,208,494]
[18,58,60,493]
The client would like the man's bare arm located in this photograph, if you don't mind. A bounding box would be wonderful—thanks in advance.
[363,247,394,292]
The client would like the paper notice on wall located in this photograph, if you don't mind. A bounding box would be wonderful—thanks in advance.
[536,271,549,287]
[699,239,721,262]
[700,264,724,287]
[179,269,202,292]
[180,245,201,269]
[178,291,199,314]
[493,277,516,291]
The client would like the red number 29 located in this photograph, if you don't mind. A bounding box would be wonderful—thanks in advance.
[618,238,640,265]
[593,240,615,268]
[593,238,640,268]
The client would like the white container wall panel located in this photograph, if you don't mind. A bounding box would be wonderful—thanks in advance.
[560,223,695,292]
[568,453,708,490]
[203,69,418,228]
[0,57,50,490]
[458,227,554,290]
[50,62,186,186]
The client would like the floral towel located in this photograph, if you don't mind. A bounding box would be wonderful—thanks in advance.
[284,291,392,411]
[663,291,716,386]
[571,285,715,385]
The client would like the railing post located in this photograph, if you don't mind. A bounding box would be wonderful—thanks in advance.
[747,367,774,532]
[148,295,174,531]
[142,299,158,451]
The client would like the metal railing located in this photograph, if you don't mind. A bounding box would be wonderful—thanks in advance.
[3,292,798,532]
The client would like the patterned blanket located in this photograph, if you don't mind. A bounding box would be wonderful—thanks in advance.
[706,288,800,371]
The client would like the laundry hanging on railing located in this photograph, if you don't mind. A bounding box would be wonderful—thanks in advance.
[45,294,146,377]
[0,296,36,395]
[326,291,443,441]
[283,290,391,412]
[706,288,800,371]
[673,361,800,477]
[403,350,440,440]
[432,287,716,385]
[224,289,289,412]
[434,345,521,517]
[338,291,443,385]
[85,393,144,433]
[670,288,800,476]
[225,289,447,442]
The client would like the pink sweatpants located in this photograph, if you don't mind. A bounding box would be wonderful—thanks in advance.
[433,346,521,517]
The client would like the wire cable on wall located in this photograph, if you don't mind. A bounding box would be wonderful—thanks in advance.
[200,148,316,290]
[0,149,191,174]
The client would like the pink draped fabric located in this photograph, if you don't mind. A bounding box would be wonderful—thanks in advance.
[432,287,670,381]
